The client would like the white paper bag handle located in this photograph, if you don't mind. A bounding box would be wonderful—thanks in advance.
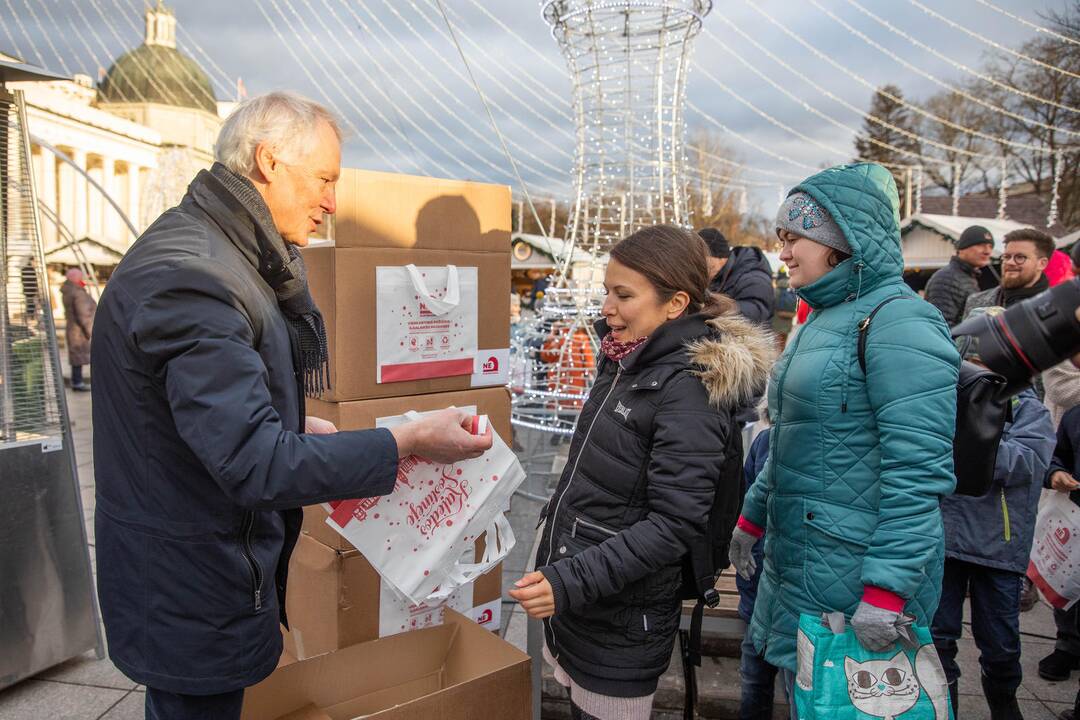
[405,264,460,316]
[425,514,515,602]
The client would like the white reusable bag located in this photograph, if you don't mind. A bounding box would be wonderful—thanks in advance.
[375,264,478,383]
[1028,490,1080,609]
[377,562,474,639]
[324,408,525,604]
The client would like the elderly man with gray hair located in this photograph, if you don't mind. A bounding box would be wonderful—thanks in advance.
[91,91,491,719]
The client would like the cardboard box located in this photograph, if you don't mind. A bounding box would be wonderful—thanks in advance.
[247,611,530,720]
[332,169,510,253]
[284,532,504,660]
[304,387,512,551]
[303,247,511,402]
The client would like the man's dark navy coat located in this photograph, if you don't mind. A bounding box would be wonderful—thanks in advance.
[91,171,398,694]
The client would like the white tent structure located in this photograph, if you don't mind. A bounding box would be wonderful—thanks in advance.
[1057,229,1080,250]
[900,213,1034,270]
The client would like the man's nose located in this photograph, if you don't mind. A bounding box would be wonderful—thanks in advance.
[321,187,337,215]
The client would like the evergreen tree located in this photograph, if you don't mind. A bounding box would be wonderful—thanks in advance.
[853,85,923,213]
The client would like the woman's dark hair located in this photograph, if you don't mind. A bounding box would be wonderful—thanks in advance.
[828,249,852,268]
[610,224,734,317]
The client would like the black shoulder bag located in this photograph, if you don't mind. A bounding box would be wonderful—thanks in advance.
[858,296,1009,497]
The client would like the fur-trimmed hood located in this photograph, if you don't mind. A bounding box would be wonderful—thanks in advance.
[686,313,776,408]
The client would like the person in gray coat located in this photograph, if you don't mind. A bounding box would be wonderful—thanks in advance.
[931,308,1055,720]
[925,225,994,326]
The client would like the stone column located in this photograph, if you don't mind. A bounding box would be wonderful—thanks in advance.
[71,148,88,240]
[37,147,57,247]
[127,163,141,244]
[88,156,103,241]
[56,148,74,241]
[101,155,116,244]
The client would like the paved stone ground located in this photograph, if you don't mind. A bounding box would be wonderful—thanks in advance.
[1,373,1077,719]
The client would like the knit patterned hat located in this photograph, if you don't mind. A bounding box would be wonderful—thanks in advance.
[775,192,851,256]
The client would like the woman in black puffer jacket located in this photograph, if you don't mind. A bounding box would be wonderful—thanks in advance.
[510,225,774,719]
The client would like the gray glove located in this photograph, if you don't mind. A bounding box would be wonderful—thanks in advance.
[728,526,759,580]
[850,601,902,651]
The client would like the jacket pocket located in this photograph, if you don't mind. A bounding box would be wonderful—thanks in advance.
[571,514,619,542]
[802,498,875,612]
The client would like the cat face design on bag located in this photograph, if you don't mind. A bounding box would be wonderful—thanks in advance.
[845,653,920,720]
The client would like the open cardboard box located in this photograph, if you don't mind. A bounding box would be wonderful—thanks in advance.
[304,387,512,552]
[247,611,530,720]
[301,247,511,402]
[332,169,510,253]
[283,532,504,660]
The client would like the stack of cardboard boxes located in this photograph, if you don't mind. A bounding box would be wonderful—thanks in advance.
[242,169,528,719]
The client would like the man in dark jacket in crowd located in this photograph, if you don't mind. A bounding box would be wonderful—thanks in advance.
[964,228,1053,318]
[91,92,490,720]
[699,227,774,325]
[925,225,994,326]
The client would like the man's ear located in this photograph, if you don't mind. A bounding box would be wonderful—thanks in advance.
[252,142,278,184]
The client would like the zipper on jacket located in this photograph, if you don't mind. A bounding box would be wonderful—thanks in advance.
[572,516,618,539]
[241,511,264,611]
[543,364,624,657]
[642,614,649,632]
[1000,490,1012,542]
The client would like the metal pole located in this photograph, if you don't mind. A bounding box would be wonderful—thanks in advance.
[19,92,106,659]
[0,91,13,441]
[528,618,543,720]
[904,166,913,219]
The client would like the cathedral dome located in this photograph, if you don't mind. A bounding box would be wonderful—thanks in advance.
[97,3,217,114]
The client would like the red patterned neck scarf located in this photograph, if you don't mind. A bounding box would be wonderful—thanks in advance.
[600,332,648,362]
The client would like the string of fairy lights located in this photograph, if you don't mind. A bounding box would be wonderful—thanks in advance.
[2,0,1077,434]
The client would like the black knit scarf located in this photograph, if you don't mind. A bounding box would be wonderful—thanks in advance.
[998,273,1051,308]
[204,162,331,395]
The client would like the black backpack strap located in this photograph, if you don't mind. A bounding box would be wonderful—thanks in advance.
[679,624,698,720]
[857,295,912,375]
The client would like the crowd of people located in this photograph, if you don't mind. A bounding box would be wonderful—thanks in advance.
[518,164,1080,720]
[726,219,1079,720]
[80,89,1079,720]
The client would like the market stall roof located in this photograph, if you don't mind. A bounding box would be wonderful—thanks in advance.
[899,213,1044,269]
[1058,229,1080,249]
[901,213,1032,255]
[0,58,68,85]
[511,232,599,270]
[44,237,124,266]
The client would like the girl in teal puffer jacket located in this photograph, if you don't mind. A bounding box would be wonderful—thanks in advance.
[727,163,960,703]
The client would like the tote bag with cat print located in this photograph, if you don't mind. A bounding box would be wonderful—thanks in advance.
[794,612,953,720]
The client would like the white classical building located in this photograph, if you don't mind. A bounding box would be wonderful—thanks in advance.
[4,2,229,269]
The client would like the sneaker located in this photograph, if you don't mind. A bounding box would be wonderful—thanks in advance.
[1039,649,1080,681]
[71,384,90,392]
[1059,710,1074,720]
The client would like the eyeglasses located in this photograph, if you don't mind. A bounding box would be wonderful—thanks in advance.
[1001,253,1030,265]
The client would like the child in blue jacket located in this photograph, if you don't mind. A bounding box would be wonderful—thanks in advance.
[737,412,777,720]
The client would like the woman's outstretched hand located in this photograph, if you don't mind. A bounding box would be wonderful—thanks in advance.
[509,571,556,619]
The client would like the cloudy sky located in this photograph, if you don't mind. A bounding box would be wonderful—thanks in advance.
[0,0,1069,213]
